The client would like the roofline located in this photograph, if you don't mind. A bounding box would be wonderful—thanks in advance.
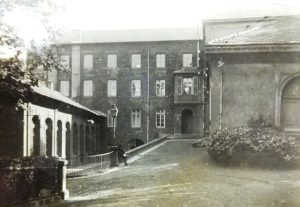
[55,39,201,45]
[203,15,298,24]
[206,43,300,53]
[32,86,106,118]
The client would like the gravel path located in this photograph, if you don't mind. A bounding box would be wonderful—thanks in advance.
[54,139,300,207]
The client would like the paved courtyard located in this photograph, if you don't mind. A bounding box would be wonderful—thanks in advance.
[55,139,300,207]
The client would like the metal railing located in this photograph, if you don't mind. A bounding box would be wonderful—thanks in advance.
[67,152,113,177]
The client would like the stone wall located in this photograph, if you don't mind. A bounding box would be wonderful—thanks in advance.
[209,52,300,132]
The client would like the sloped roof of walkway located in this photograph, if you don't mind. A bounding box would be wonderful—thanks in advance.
[32,86,106,117]
[208,15,300,46]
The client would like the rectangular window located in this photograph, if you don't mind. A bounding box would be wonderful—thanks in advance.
[47,81,54,90]
[83,80,93,97]
[83,55,93,69]
[156,54,165,68]
[60,80,70,97]
[176,77,182,95]
[156,80,165,97]
[61,55,70,69]
[131,54,141,68]
[131,110,141,128]
[107,80,117,97]
[182,77,199,95]
[131,80,141,97]
[107,54,117,68]
[193,77,198,95]
[156,110,165,128]
[183,54,193,67]
[107,110,117,127]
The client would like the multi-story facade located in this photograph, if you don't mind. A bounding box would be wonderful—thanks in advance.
[48,28,205,149]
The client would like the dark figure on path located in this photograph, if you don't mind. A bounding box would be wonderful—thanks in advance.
[118,145,128,165]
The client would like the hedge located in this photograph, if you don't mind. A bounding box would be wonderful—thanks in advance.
[208,126,300,168]
[0,156,59,206]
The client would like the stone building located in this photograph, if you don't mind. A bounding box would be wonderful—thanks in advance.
[49,28,205,148]
[205,15,300,134]
[0,85,107,158]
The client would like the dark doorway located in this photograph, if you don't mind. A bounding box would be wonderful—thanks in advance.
[127,139,145,150]
[181,109,193,134]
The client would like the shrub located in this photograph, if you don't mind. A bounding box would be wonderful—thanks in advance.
[0,156,59,205]
[208,126,300,168]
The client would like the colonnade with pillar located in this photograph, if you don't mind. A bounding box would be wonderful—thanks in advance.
[23,103,100,159]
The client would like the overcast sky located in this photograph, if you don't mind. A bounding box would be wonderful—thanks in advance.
[54,0,300,30]
[2,0,300,48]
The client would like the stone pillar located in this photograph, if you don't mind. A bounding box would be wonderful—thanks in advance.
[58,160,69,199]
[53,110,58,157]
[40,121,47,156]
[23,107,28,156]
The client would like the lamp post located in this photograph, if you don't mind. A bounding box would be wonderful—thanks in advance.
[109,105,119,167]
[110,104,118,140]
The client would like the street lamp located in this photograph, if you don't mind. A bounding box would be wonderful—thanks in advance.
[109,105,119,167]
[110,104,118,140]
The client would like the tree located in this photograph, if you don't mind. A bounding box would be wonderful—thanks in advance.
[0,0,68,106]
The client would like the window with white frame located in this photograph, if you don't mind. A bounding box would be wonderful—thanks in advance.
[183,54,193,67]
[156,110,165,128]
[176,77,183,95]
[83,55,93,69]
[182,77,198,95]
[83,80,93,97]
[156,54,165,68]
[156,80,165,97]
[107,110,117,127]
[60,55,70,69]
[107,80,117,97]
[107,54,117,68]
[60,80,70,97]
[131,110,141,128]
[131,54,141,68]
[131,80,141,97]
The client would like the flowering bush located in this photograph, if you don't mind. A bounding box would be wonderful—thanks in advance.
[208,126,300,168]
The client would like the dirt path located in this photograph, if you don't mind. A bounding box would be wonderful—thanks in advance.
[54,139,300,207]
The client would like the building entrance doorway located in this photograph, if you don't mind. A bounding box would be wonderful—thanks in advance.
[181,109,193,134]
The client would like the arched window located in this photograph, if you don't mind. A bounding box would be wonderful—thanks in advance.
[66,122,71,159]
[32,116,40,156]
[85,126,90,154]
[281,76,300,131]
[57,120,62,157]
[73,123,78,155]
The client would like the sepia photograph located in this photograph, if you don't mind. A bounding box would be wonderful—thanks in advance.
[1,0,300,206]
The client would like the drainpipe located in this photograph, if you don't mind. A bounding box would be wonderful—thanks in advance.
[218,58,225,130]
[147,50,150,143]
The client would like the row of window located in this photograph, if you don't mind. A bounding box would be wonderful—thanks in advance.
[107,110,165,128]
[60,77,199,97]
[59,79,167,97]
[60,53,193,69]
